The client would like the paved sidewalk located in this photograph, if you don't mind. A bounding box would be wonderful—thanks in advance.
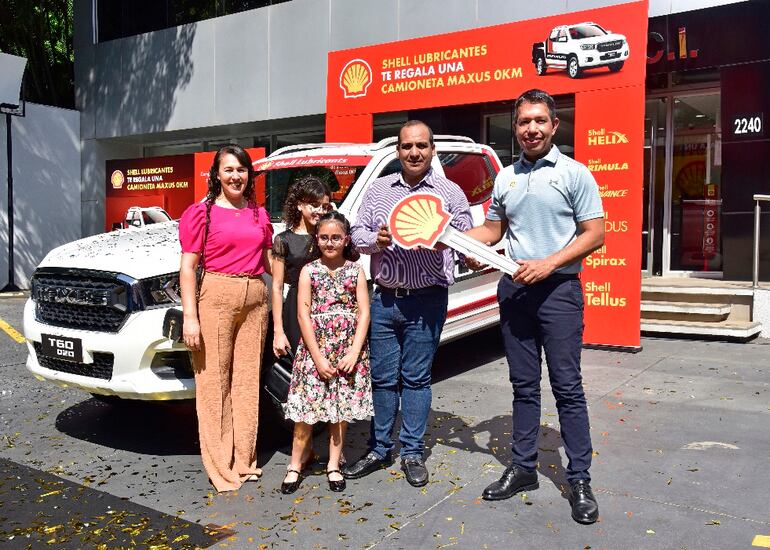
[0,290,768,550]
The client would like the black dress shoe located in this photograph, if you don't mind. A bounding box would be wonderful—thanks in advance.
[568,480,599,524]
[326,469,346,492]
[401,456,429,487]
[280,469,302,494]
[482,465,539,501]
[341,451,388,479]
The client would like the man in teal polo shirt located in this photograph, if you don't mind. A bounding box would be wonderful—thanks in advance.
[466,89,605,524]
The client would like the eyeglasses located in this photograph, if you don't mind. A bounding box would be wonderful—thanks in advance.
[317,235,345,244]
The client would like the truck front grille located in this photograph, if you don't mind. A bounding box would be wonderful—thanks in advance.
[32,270,130,332]
[33,342,114,380]
[597,40,623,52]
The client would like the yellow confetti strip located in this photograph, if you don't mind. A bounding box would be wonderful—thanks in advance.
[753,535,770,548]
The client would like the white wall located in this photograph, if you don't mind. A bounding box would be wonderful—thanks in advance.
[0,103,81,289]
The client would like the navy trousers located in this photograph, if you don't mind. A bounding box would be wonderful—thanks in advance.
[497,274,592,482]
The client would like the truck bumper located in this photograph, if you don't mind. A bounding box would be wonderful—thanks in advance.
[24,299,196,401]
[579,48,629,68]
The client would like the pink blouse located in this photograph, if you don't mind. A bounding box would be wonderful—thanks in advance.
[178,202,273,276]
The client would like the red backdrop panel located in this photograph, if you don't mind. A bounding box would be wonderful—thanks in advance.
[575,86,644,348]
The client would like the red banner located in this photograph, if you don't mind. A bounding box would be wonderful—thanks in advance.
[105,148,265,231]
[326,2,647,118]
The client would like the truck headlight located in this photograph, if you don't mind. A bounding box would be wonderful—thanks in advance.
[141,273,181,306]
[580,44,596,50]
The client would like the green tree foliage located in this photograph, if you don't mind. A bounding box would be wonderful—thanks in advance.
[0,0,74,108]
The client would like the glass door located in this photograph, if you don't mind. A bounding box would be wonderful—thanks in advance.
[667,92,722,274]
[642,98,667,275]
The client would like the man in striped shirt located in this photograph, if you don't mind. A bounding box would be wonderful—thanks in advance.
[344,120,480,487]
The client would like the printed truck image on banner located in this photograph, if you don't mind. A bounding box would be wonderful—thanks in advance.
[532,22,630,79]
[325,1,648,349]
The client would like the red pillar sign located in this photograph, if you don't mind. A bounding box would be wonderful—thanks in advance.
[575,87,644,348]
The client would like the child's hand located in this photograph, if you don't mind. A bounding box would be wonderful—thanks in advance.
[337,351,359,375]
[272,331,291,357]
[316,357,337,380]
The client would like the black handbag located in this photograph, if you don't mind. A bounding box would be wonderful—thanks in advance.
[163,308,184,341]
[263,348,294,405]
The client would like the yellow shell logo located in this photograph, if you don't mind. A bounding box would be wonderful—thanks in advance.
[111,170,125,190]
[339,59,372,99]
[389,194,451,249]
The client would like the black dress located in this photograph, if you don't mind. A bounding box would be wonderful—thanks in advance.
[272,230,320,352]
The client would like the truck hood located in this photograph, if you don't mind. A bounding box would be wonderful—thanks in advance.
[38,222,182,280]
[583,32,626,44]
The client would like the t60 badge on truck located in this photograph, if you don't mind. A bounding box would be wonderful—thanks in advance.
[532,22,629,79]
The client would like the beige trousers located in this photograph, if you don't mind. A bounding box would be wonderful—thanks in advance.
[192,271,268,492]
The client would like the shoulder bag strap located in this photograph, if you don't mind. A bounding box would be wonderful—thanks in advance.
[197,201,212,301]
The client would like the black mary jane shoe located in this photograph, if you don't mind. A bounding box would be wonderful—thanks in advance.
[326,469,346,492]
[280,469,303,495]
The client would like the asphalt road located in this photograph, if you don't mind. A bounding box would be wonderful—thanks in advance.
[1,292,769,549]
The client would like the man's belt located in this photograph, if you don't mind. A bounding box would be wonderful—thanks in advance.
[376,285,446,298]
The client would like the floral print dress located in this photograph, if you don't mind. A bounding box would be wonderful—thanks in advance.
[283,260,373,424]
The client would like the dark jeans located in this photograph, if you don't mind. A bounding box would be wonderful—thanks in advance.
[497,274,592,482]
[368,287,448,459]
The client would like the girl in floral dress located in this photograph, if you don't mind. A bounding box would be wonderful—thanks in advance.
[281,211,372,494]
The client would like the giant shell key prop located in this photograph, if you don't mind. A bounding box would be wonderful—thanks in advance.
[388,193,520,275]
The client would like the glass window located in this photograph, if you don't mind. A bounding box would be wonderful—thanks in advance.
[144,142,203,157]
[97,0,292,42]
[485,112,513,167]
[262,165,368,221]
[438,153,497,205]
[274,131,325,152]
[376,158,402,180]
[482,96,574,165]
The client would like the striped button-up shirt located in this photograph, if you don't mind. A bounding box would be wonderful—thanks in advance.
[351,168,472,289]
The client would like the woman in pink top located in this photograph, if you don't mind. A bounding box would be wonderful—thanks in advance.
[178,145,273,493]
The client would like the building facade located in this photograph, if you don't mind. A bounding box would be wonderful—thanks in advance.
[73,0,769,281]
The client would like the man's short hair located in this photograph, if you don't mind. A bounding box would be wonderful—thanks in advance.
[398,120,434,145]
[514,89,557,123]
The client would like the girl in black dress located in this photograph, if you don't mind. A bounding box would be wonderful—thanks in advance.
[271,176,332,359]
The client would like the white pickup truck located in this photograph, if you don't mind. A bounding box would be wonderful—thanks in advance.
[23,136,504,409]
[532,22,630,79]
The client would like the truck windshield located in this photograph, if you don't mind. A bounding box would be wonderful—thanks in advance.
[258,161,369,221]
[569,25,607,39]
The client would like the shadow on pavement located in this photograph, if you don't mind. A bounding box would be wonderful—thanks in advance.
[432,327,505,384]
[55,396,290,462]
[424,410,570,496]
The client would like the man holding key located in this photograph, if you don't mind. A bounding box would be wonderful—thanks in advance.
[345,120,483,487]
[465,89,604,524]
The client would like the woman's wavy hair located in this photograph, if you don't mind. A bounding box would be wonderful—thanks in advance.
[204,145,258,225]
[282,176,332,230]
[206,145,256,204]
[317,210,360,262]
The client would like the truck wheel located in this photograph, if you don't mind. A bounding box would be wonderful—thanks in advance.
[568,55,581,78]
[535,56,547,76]
[609,61,624,72]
